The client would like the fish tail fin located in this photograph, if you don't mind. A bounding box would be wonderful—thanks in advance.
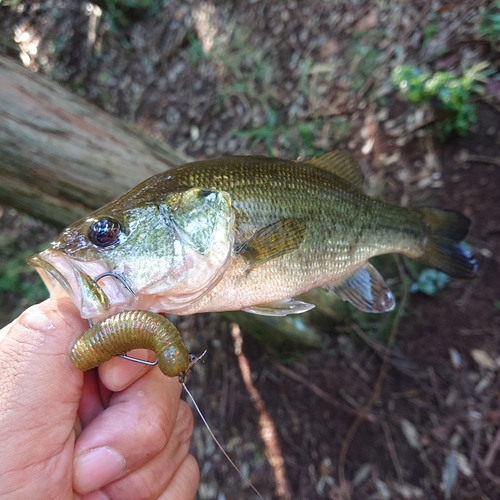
[414,207,477,279]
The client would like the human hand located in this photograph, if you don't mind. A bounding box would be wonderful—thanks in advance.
[0,298,199,500]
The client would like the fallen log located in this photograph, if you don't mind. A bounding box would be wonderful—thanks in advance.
[0,55,191,228]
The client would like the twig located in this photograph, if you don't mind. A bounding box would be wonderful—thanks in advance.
[427,366,445,409]
[232,324,291,500]
[459,153,500,168]
[338,285,409,499]
[477,457,500,486]
[382,420,404,484]
[484,426,500,468]
[347,356,372,382]
[403,115,436,135]
[273,363,376,423]
[481,96,500,115]
[352,322,422,378]
[351,323,387,357]
[470,424,482,471]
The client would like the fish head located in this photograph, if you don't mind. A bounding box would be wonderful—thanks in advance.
[28,187,233,320]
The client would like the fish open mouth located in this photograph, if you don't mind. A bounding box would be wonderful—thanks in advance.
[27,249,136,320]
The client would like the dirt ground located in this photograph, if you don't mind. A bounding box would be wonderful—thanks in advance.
[1,1,500,499]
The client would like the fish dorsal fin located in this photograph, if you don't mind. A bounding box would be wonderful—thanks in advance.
[305,151,364,188]
[237,218,306,270]
[166,188,232,254]
[243,298,315,316]
[331,263,395,313]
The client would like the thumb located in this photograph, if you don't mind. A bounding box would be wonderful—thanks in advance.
[0,298,88,498]
[0,297,87,434]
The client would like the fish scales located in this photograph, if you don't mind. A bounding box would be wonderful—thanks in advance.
[132,157,419,266]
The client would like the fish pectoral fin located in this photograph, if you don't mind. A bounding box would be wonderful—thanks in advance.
[243,298,315,316]
[305,150,364,188]
[237,218,306,270]
[331,263,396,313]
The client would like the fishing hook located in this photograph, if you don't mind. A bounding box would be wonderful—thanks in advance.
[87,272,205,379]
[117,353,159,366]
[86,316,160,367]
[178,350,207,383]
[116,350,206,383]
[92,272,145,365]
[93,271,136,296]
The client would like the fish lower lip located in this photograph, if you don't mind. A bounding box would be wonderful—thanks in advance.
[27,249,117,320]
[27,252,75,300]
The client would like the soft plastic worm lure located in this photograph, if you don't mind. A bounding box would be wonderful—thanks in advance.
[71,310,192,379]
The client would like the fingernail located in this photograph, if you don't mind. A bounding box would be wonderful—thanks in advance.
[74,446,125,494]
[82,490,110,500]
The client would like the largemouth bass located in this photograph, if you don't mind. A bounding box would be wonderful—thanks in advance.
[28,151,477,321]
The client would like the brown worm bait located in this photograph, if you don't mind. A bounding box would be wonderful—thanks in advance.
[71,310,191,379]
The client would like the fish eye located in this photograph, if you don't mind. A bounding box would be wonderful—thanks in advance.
[88,217,122,247]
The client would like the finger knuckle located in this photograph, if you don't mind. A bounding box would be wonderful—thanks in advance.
[135,404,170,453]
[175,401,195,444]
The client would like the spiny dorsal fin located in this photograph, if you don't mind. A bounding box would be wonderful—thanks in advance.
[305,151,364,188]
[331,262,395,313]
[237,218,306,271]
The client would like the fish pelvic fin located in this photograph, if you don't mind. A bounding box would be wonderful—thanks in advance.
[332,263,396,313]
[305,150,364,188]
[237,218,306,271]
[414,208,478,279]
[243,298,315,316]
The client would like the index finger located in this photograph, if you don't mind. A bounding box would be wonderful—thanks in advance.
[98,348,159,392]
[73,366,184,495]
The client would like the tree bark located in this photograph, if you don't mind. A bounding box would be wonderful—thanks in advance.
[0,55,191,228]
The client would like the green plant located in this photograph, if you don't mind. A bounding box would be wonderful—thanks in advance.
[0,0,20,6]
[92,0,158,29]
[0,248,49,319]
[233,108,280,154]
[422,11,442,47]
[211,26,272,100]
[391,62,492,138]
[234,110,328,158]
[410,269,450,296]
[348,33,383,92]
[187,35,205,66]
[480,0,500,49]
[210,23,347,157]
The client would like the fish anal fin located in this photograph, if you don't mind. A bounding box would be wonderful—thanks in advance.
[237,218,306,270]
[332,263,395,313]
[305,150,364,188]
[243,298,315,316]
